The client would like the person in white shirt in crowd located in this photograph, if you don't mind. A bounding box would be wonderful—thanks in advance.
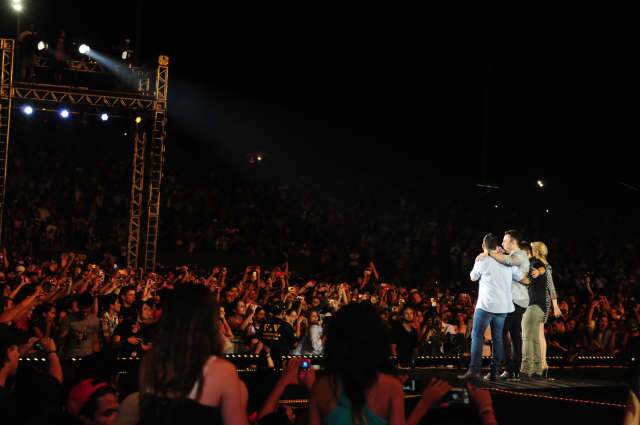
[294,310,324,355]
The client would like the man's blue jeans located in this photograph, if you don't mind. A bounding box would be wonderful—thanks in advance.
[469,308,507,375]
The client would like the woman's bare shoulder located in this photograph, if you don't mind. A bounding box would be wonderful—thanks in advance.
[204,356,239,379]
[376,374,403,393]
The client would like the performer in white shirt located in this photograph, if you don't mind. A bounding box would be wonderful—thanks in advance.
[458,233,524,381]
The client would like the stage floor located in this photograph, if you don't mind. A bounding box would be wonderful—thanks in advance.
[404,368,629,424]
[268,367,630,424]
[408,367,626,391]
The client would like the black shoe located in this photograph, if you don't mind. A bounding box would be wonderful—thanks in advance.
[483,372,497,381]
[508,372,521,381]
[457,371,481,380]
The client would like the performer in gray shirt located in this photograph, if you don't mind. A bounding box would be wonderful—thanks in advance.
[488,229,530,380]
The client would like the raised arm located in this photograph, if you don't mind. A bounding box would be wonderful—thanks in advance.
[9,281,28,299]
[40,337,63,384]
[1,247,9,270]
[258,358,315,420]
[407,378,452,425]
[370,262,380,282]
[0,288,41,323]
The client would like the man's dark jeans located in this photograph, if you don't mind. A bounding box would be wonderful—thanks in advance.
[503,303,527,374]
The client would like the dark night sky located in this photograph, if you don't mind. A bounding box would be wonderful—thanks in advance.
[1,3,638,204]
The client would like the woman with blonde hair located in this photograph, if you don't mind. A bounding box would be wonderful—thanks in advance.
[530,241,561,378]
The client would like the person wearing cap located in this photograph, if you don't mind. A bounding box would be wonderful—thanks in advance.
[66,379,119,425]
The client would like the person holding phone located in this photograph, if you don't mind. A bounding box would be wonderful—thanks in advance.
[257,357,316,423]
[227,300,256,353]
[297,310,324,355]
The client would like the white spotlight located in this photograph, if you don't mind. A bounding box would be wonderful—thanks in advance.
[78,44,91,55]
[100,113,109,121]
[11,3,23,12]
[59,109,70,119]
[37,41,48,51]
[537,180,544,188]
[22,105,33,115]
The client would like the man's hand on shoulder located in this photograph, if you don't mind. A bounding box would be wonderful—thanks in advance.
[476,253,488,262]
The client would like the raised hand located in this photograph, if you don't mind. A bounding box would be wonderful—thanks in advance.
[40,337,57,353]
[420,378,452,409]
[466,383,494,412]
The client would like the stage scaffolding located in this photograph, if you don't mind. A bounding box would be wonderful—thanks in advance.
[0,38,168,272]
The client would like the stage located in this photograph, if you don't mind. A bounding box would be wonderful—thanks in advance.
[408,368,628,424]
[265,366,631,424]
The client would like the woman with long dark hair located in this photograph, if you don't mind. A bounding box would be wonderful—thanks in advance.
[309,302,452,425]
[30,302,58,339]
[138,284,248,425]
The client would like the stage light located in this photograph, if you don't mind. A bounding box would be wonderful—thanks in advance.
[37,41,48,51]
[257,155,263,161]
[11,3,23,12]
[59,109,70,119]
[121,50,133,60]
[537,180,544,188]
[135,116,142,124]
[545,209,550,214]
[100,113,109,121]
[78,44,91,55]
[22,105,33,115]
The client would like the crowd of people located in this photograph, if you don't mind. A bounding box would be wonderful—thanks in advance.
[3,126,640,424]
[1,228,639,423]
[4,33,640,423]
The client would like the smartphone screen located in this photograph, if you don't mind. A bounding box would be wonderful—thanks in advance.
[402,379,416,392]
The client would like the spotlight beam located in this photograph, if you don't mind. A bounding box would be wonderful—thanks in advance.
[83,49,141,90]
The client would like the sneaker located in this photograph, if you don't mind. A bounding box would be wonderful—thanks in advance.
[483,372,497,381]
[457,371,481,380]
[499,371,512,380]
